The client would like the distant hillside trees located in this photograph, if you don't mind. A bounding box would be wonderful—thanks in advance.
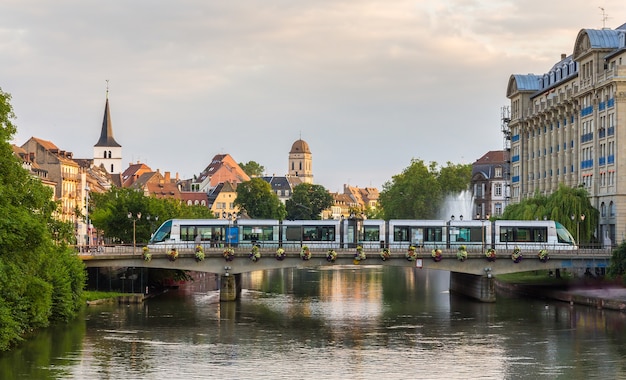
[0,88,86,351]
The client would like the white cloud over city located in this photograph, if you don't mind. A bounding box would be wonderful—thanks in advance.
[1,0,623,191]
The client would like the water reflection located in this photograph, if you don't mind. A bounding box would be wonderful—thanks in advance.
[1,267,626,379]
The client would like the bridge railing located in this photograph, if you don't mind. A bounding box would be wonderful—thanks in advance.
[75,243,614,259]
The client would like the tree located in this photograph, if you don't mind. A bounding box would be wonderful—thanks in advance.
[501,184,598,244]
[438,162,472,193]
[89,187,214,244]
[607,241,626,284]
[235,178,286,219]
[285,183,333,220]
[239,161,265,177]
[378,160,472,220]
[0,87,85,351]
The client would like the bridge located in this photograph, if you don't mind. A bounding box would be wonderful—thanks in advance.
[79,245,612,303]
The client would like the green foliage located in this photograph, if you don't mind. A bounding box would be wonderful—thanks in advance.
[235,178,286,219]
[438,161,473,193]
[379,159,472,219]
[0,87,86,351]
[501,184,598,244]
[239,160,265,177]
[607,241,626,283]
[90,187,214,243]
[285,183,333,220]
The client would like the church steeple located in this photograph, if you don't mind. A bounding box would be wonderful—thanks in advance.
[94,83,121,148]
[93,81,123,174]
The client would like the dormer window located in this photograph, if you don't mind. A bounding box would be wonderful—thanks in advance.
[495,167,502,178]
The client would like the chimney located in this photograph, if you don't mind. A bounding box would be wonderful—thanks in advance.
[165,171,171,182]
[561,53,566,60]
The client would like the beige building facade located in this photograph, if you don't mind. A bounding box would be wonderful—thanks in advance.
[506,23,626,245]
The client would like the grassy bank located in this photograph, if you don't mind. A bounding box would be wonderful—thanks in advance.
[496,270,574,285]
[83,291,127,302]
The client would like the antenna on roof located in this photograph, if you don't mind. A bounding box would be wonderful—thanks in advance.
[599,7,609,29]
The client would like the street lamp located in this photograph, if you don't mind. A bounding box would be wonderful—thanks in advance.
[85,185,90,250]
[146,215,159,237]
[128,212,142,255]
[476,213,490,252]
[570,213,586,247]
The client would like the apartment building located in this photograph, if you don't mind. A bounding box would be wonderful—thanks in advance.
[506,23,626,245]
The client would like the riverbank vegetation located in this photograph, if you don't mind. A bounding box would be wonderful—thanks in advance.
[607,241,626,285]
[496,271,573,285]
[0,88,86,351]
[83,291,127,302]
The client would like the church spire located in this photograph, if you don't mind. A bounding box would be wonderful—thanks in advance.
[94,80,121,147]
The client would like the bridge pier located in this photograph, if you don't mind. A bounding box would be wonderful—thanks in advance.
[220,273,242,302]
[449,272,495,302]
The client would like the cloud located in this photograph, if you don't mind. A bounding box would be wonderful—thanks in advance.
[2,0,625,191]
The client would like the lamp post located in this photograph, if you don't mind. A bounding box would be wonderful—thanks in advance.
[128,212,142,255]
[85,185,90,250]
[570,213,586,248]
[476,213,490,252]
[146,215,159,237]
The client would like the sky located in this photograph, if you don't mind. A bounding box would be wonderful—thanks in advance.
[1,1,624,193]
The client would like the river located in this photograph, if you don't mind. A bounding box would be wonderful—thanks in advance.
[1,267,626,379]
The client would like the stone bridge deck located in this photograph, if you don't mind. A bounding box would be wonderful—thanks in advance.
[79,246,611,277]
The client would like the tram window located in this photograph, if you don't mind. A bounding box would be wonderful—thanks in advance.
[242,226,274,241]
[302,226,336,241]
[420,227,443,242]
[456,227,471,242]
[363,226,380,241]
[532,228,547,242]
[394,226,410,242]
[321,227,335,241]
[180,226,195,241]
[285,226,301,241]
[150,220,172,243]
[196,227,214,241]
[454,227,482,242]
[499,227,547,242]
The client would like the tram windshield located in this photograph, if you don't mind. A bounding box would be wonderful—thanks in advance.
[149,220,172,244]
[555,221,576,245]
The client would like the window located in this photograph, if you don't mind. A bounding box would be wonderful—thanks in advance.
[494,203,502,216]
[242,225,275,241]
[601,202,606,217]
[495,167,502,178]
[363,225,380,241]
[500,226,548,243]
[494,183,502,196]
